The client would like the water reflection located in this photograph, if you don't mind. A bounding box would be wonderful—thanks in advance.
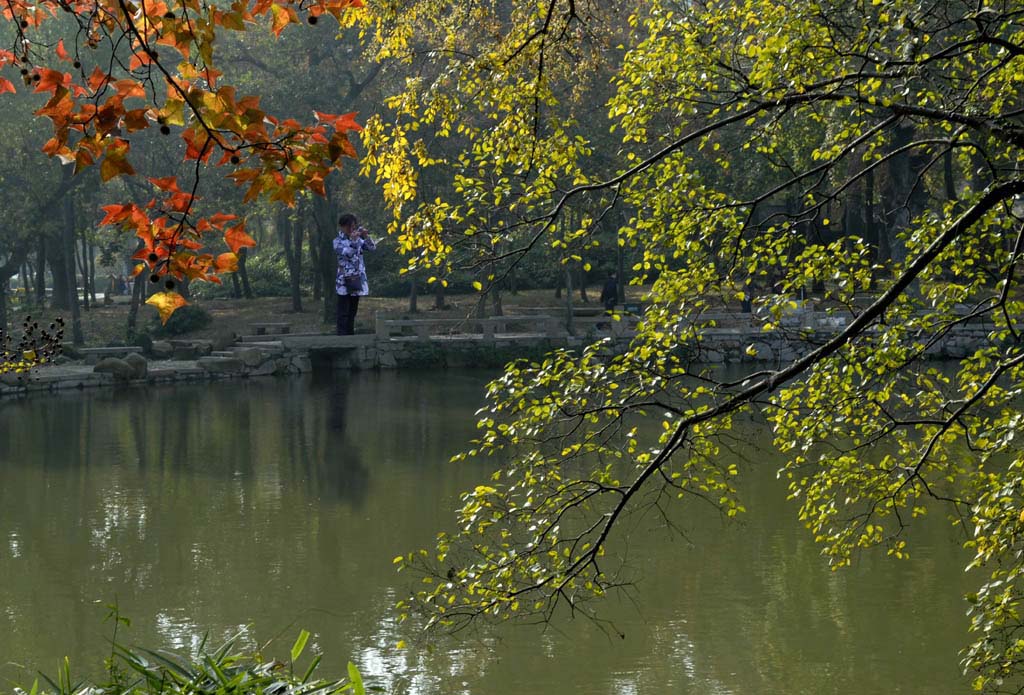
[0,370,976,693]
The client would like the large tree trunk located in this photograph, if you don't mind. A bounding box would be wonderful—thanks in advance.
[312,187,337,323]
[434,281,446,310]
[880,123,930,268]
[0,257,19,335]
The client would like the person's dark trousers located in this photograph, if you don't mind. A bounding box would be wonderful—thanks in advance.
[336,294,360,335]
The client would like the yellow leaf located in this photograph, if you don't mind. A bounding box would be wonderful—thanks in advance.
[146,290,187,325]
[472,281,483,291]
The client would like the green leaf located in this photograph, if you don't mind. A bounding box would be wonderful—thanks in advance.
[347,662,365,695]
[291,629,310,663]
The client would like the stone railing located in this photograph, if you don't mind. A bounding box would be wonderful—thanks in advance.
[374,311,640,341]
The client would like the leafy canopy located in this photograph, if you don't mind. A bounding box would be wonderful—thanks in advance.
[361,0,1024,690]
[1,0,364,324]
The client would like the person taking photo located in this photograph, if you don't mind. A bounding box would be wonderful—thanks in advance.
[334,213,376,335]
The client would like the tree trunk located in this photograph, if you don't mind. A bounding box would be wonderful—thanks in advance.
[126,272,146,341]
[578,265,589,304]
[616,213,626,304]
[408,278,418,313]
[48,235,69,311]
[76,236,90,311]
[312,188,337,323]
[230,271,242,299]
[864,166,877,266]
[491,285,503,317]
[944,148,958,202]
[304,197,321,304]
[279,209,303,312]
[434,281,446,310]
[880,126,911,269]
[126,239,146,340]
[238,247,253,299]
[563,264,574,335]
[88,238,97,305]
[61,167,83,345]
[20,262,31,304]
[475,289,487,319]
[34,236,46,305]
[0,273,8,336]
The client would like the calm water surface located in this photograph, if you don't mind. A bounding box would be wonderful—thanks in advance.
[0,370,973,693]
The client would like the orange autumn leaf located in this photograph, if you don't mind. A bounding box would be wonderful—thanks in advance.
[146,290,187,325]
[215,252,239,273]
[269,3,296,36]
[100,154,136,181]
[209,212,239,229]
[99,203,136,226]
[149,176,181,192]
[124,108,149,132]
[314,110,362,132]
[0,77,15,94]
[224,223,256,253]
[33,68,68,94]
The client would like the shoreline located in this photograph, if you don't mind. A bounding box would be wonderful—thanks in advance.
[1,311,998,399]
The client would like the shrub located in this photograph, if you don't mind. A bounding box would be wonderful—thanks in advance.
[244,254,293,297]
[148,304,212,337]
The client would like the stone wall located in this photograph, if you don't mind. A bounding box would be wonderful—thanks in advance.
[0,321,999,399]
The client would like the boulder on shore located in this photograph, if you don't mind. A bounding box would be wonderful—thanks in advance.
[93,357,136,381]
[124,352,148,379]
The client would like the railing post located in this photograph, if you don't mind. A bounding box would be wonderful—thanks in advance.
[375,312,391,341]
[482,319,495,342]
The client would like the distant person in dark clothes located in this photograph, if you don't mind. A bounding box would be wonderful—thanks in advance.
[334,213,377,335]
[599,272,618,329]
[600,272,618,312]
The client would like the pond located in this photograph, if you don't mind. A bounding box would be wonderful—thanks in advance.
[0,370,974,693]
